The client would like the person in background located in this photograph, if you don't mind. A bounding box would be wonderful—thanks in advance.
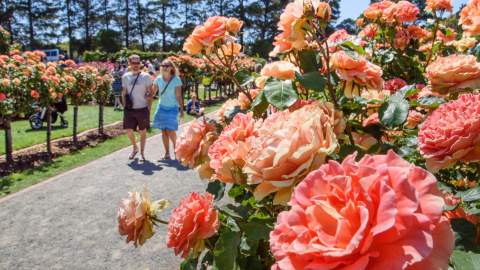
[186,92,204,116]
[112,62,124,111]
[151,59,184,160]
[121,55,154,161]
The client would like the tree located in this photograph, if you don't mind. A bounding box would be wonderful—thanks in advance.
[336,18,357,34]
[95,29,122,53]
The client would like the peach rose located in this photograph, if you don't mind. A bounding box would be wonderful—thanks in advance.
[238,89,259,110]
[327,29,350,52]
[261,61,297,80]
[0,92,6,102]
[270,33,294,56]
[405,110,425,129]
[460,0,480,37]
[243,102,344,204]
[255,75,268,89]
[226,17,243,34]
[384,77,407,93]
[419,94,480,171]
[352,131,378,150]
[437,28,457,43]
[191,16,227,47]
[407,25,430,40]
[394,27,411,50]
[382,1,419,24]
[175,118,216,168]
[426,0,453,12]
[359,24,378,39]
[448,37,477,52]
[183,35,203,55]
[270,151,454,270]
[208,112,258,183]
[167,192,219,258]
[1,79,9,87]
[118,190,170,247]
[426,54,480,94]
[330,51,384,90]
[356,18,365,27]
[220,42,241,56]
[363,112,380,127]
[363,1,394,20]
[314,1,332,21]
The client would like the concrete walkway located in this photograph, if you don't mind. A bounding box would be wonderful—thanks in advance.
[0,132,206,270]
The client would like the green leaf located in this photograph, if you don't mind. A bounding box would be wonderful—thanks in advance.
[220,204,249,220]
[450,250,480,270]
[180,253,199,270]
[298,49,321,72]
[224,106,241,123]
[416,96,445,109]
[339,40,366,56]
[199,250,213,270]
[212,229,241,270]
[451,218,478,251]
[379,93,409,127]
[295,71,326,91]
[263,79,298,110]
[241,221,272,242]
[459,187,480,202]
[207,181,226,201]
[234,69,254,87]
[251,91,269,116]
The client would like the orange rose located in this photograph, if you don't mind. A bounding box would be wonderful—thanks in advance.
[382,0,419,24]
[175,118,216,168]
[460,0,480,37]
[260,61,297,80]
[426,54,480,94]
[314,1,332,21]
[405,110,425,129]
[330,51,384,90]
[183,35,203,54]
[407,25,430,40]
[449,37,477,52]
[359,24,378,39]
[426,0,453,12]
[394,27,411,50]
[219,42,241,56]
[226,17,243,34]
[363,0,394,20]
[191,16,227,47]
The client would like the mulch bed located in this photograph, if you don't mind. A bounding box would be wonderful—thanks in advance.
[0,122,125,177]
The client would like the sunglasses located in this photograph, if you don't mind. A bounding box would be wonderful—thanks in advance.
[130,62,141,65]
[160,65,172,68]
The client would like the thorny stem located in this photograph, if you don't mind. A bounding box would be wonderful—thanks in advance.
[425,13,441,68]
[151,216,168,225]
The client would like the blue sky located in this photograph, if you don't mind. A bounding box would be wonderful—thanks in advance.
[338,0,470,21]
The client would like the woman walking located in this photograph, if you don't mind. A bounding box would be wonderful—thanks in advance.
[152,60,184,160]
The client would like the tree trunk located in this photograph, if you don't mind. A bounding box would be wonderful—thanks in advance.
[135,0,145,50]
[46,106,52,161]
[161,2,166,50]
[219,0,223,16]
[261,0,270,41]
[73,105,78,145]
[84,0,91,50]
[3,117,13,164]
[125,0,129,48]
[104,0,109,30]
[98,103,104,135]
[239,0,244,46]
[27,0,34,49]
[66,0,73,58]
[184,3,188,26]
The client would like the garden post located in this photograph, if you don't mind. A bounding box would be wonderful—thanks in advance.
[46,106,52,161]
[98,103,104,135]
[73,105,78,145]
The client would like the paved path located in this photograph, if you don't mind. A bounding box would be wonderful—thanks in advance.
[0,132,206,270]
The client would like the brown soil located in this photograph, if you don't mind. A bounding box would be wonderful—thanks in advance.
[0,121,125,177]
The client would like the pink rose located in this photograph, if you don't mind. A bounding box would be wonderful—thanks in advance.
[384,77,407,93]
[208,112,258,183]
[382,1,419,24]
[330,51,384,90]
[426,54,480,94]
[405,110,425,129]
[427,0,453,12]
[419,94,480,171]
[363,1,394,20]
[460,0,480,37]
[167,192,219,258]
[0,92,6,102]
[362,112,380,127]
[175,118,216,168]
[117,190,164,247]
[261,61,297,80]
[270,151,454,270]
[244,102,344,204]
[359,24,378,39]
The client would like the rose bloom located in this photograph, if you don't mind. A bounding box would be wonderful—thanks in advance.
[238,89,259,110]
[460,0,480,37]
[255,76,267,89]
[363,0,394,20]
[330,51,384,90]
[315,1,332,21]
[426,54,480,94]
[191,16,227,47]
[0,92,6,102]
[426,0,453,12]
[226,17,243,34]
[220,42,241,56]
[217,98,240,122]
[1,78,9,87]
[384,77,407,93]
[270,151,454,270]
[261,61,297,80]
[183,36,203,55]
[363,112,380,127]
[356,18,365,27]
[419,94,480,171]
[448,37,477,52]
[437,28,457,43]
[117,190,162,247]
[167,192,219,258]
[277,0,304,41]
[270,33,294,56]
[352,131,378,150]
[327,29,350,52]
[359,24,378,39]
[243,102,344,204]
[394,27,411,50]
[405,110,425,129]
[407,25,430,40]
[208,113,258,183]
[30,90,40,99]
[443,193,478,225]
[382,1,420,24]
[175,119,216,168]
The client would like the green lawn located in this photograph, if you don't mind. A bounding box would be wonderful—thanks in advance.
[0,103,221,197]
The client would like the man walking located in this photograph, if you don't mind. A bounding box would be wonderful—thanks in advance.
[122,55,153,161]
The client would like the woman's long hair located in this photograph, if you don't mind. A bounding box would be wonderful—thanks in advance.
[161,59,179,77]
